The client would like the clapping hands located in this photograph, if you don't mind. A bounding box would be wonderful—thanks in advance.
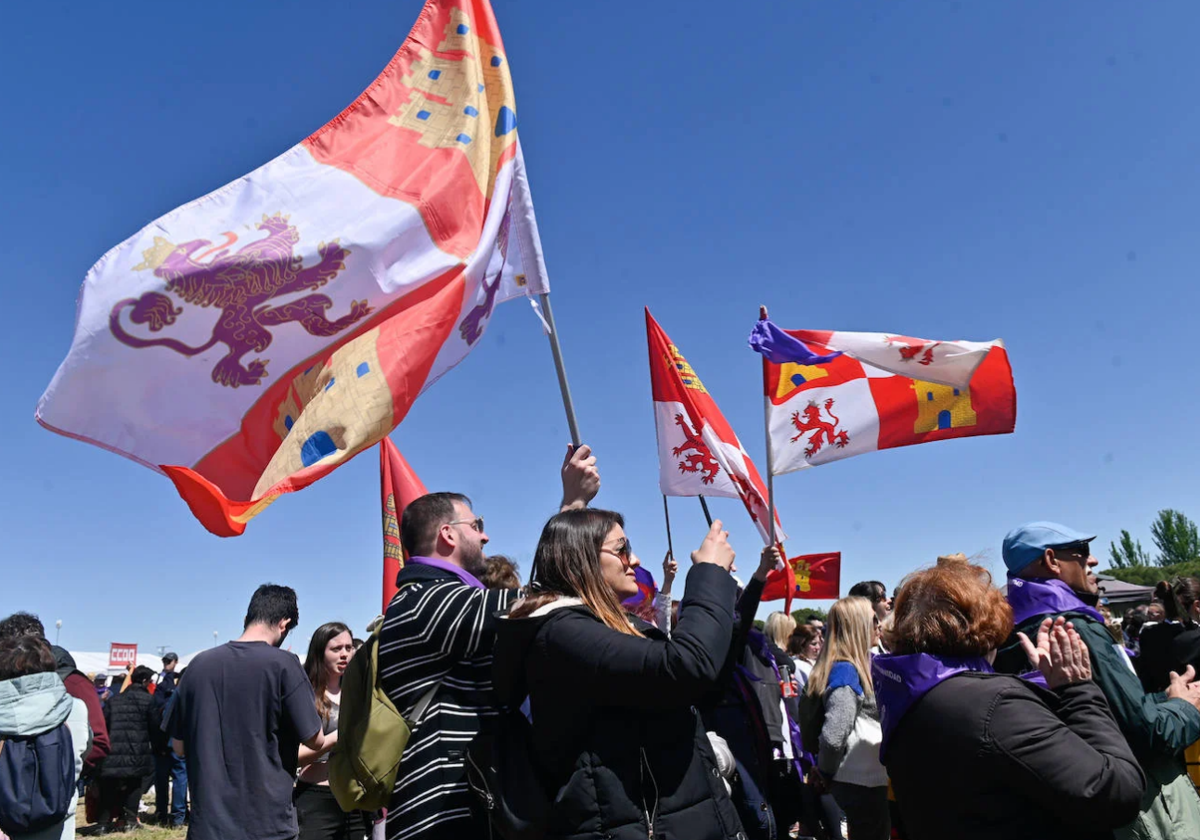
[1017,617,1091,689]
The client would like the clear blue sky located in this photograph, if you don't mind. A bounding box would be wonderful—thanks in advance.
[4,0,1199,657]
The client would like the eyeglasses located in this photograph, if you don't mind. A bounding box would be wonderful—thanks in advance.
[447,517,485,533]
[602,539,633,562]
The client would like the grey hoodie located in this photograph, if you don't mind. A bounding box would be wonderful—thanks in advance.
[0,673,91,840]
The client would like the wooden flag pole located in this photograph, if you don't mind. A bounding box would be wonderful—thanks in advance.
[538,293,582,447]
[760,304,777,547]
[697,494,714,527]
[662,495,675,560]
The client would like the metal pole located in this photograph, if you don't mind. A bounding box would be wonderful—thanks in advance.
[538,293,582,447]
[697,494,714,527]
[760,305,777,547]
[662,495,675,560]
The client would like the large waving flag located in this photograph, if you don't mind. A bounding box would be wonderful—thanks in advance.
[381,438,428,613]
[751,318,1016,475]
[37,1,547,536]
[647,310,784,544]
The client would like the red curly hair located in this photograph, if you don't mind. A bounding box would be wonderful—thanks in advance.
[886,560,1013,657]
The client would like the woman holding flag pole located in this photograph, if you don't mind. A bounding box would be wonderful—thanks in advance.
[494,511,748,840]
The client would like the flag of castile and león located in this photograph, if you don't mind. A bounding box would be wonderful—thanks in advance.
[647,310,784,544]
[37,0,548,536]
[380,439,427,613]
[749,318,1016,475]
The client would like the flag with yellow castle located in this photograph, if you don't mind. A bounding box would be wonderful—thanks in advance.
[753,321,1016,475]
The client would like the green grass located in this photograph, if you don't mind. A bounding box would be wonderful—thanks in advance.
[77,823,187,840]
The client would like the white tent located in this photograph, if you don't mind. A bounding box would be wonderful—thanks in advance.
[66,649,208,678]
[66,647,288,678]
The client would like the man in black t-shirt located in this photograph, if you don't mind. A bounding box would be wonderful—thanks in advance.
[170,584,324,840]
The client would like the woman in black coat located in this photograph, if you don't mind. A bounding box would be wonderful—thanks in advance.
[100,665,160,830]
[873,559,1144,840]
[493,510,748,840]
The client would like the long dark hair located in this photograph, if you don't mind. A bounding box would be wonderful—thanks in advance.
[304,621,351,722]
[512,509,643,637]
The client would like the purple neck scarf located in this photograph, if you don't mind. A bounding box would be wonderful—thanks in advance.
[408,556,486,590]
[873,652,992,758]
[1006,576,1105,626]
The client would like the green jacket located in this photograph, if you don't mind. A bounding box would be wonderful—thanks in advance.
[999,609,1199,778]
[997,604,1200,839]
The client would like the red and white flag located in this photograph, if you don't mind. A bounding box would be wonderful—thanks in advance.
[381,438,428,613]
[37,0,548,536]
[750,320,1003,390]
[752,320,1016,475]
[647,310,784,544]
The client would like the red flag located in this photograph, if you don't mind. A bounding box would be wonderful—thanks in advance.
[646,310,784,544]
[381,438,428,612]
[761,552,840,612]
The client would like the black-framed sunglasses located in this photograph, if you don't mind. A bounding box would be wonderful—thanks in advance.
[1053,541,1093,560]
[447,517,485,533]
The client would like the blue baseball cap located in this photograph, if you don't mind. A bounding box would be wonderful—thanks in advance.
[1002,521,1096,575]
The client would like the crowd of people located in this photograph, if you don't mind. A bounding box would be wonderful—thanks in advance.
[5,449,1200,840]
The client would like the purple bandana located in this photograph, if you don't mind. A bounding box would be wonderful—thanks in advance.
[1006,576,1105,626]
[408,556,486,590]
[747,318,843,366]
[873,652,992,758]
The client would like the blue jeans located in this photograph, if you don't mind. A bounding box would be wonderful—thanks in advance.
[154,753,188,824]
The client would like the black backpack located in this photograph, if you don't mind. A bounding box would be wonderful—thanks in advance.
[0,723,76,835]
[797,689,826,755]
[465,707,549,840]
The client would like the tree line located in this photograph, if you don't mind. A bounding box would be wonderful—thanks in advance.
[1104,508,1200,586]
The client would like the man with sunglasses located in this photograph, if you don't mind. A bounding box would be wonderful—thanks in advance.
[994,522,1200,840]
[378,444,601,840]
[169,584,325,840]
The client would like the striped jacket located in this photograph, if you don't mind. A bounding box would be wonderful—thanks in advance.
[379,561,514,840]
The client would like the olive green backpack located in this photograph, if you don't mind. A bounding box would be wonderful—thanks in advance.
[328,631,439,811]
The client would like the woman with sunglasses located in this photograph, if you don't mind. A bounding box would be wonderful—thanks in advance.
[493,510,747,840]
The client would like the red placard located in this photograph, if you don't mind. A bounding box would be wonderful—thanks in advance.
[109,643,138,668]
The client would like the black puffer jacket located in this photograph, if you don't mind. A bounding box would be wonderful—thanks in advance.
[886,672,1144,840]
[100,683,158,779]
[494,563,748,840]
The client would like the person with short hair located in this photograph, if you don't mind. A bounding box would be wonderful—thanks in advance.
[876,559,1144,839]
[0,634,92,840]
[99,664,158,831]
[994,522,1200,840]
[152,651,187,826]
[170,584,325,840]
